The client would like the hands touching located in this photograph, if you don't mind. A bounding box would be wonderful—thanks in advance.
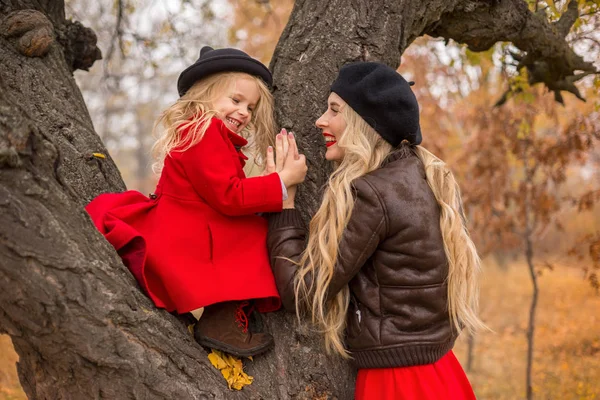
[264,129,307,208]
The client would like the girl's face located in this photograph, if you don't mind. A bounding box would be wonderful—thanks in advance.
[316,92,347,162]
[213,76,260,133]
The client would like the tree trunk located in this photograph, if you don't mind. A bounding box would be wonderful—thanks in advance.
[1,0,591,398]
[523,158,538,400]
[525,230,538,400]
[466,333,475,372]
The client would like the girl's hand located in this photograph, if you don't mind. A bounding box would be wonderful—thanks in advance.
[262,145,276,175]
[275,128,290,172]
[262,128,289,176]
[278,132,307,187]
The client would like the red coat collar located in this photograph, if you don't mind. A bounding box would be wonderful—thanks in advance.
[213,117,249,163]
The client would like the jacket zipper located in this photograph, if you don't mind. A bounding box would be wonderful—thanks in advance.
[351,296,361,324]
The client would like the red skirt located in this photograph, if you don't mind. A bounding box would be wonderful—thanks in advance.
[355,351,475,400]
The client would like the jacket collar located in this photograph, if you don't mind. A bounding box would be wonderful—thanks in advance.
[381,147,416,167]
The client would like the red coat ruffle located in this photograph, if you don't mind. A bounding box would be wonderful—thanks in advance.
[86,118,282,313]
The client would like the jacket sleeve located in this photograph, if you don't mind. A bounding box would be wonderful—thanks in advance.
[267,178,387,311]
[267,210,307,311]
[176,120,283,216]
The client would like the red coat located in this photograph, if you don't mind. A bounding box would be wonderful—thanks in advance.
[86,117,282,313]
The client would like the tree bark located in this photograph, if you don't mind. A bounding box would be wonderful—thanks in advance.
[0,0,593,398]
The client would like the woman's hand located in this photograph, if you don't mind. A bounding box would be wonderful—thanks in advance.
[283,185,297,209]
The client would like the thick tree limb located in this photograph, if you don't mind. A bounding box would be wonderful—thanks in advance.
[428,0,599,104]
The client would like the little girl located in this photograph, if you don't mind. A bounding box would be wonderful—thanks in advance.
[86,46,307,357]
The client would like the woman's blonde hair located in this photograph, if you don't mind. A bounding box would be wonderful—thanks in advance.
[413,145,485,336]
[151,72,275,173]
[294,104,393,357]
[294,104,484,357]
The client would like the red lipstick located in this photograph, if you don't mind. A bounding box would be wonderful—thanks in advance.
[323,133,337,148]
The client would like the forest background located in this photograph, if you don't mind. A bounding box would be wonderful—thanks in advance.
[0,0,599,399]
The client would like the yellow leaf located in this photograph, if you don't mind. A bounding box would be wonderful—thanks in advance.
[221,367,232,381]
[208,351,228,370]
[207,349,254,391]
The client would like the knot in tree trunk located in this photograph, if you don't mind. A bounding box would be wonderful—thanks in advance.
[1,9,54,57]
[55,19,102,72]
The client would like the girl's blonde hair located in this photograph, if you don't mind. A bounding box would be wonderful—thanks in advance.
[151,72,275,173]
[294,104,484,357]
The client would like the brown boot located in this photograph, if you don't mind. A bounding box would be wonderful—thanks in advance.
[194,301,274,357]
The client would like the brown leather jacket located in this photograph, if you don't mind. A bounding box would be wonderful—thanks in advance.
[267,151,458,369]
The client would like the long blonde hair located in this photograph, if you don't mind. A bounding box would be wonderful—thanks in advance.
[413,145,485,335]
[151,72,275,173]
[294,104,393,357]
[295,105,484,357]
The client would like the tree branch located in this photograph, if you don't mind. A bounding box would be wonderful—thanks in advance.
[428,0,599,104]
[555,0,579,38]
[103,0,124,74]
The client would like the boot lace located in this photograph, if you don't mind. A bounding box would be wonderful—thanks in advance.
[235,301,254,334]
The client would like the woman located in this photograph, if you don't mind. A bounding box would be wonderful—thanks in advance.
[267,62,483,399]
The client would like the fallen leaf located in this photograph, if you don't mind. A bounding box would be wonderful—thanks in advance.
[207,349,254,390]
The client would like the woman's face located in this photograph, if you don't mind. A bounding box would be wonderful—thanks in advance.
[316,92,347,162]
[213,76,260,134]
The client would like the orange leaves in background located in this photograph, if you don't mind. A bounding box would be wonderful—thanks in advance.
[568,231,600,291]
[228,0,294,64]
[401,38,600,261]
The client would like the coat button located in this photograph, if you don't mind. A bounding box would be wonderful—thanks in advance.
[149,193,157,199]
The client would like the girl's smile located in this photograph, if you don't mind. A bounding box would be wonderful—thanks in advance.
[213,76,260,133]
